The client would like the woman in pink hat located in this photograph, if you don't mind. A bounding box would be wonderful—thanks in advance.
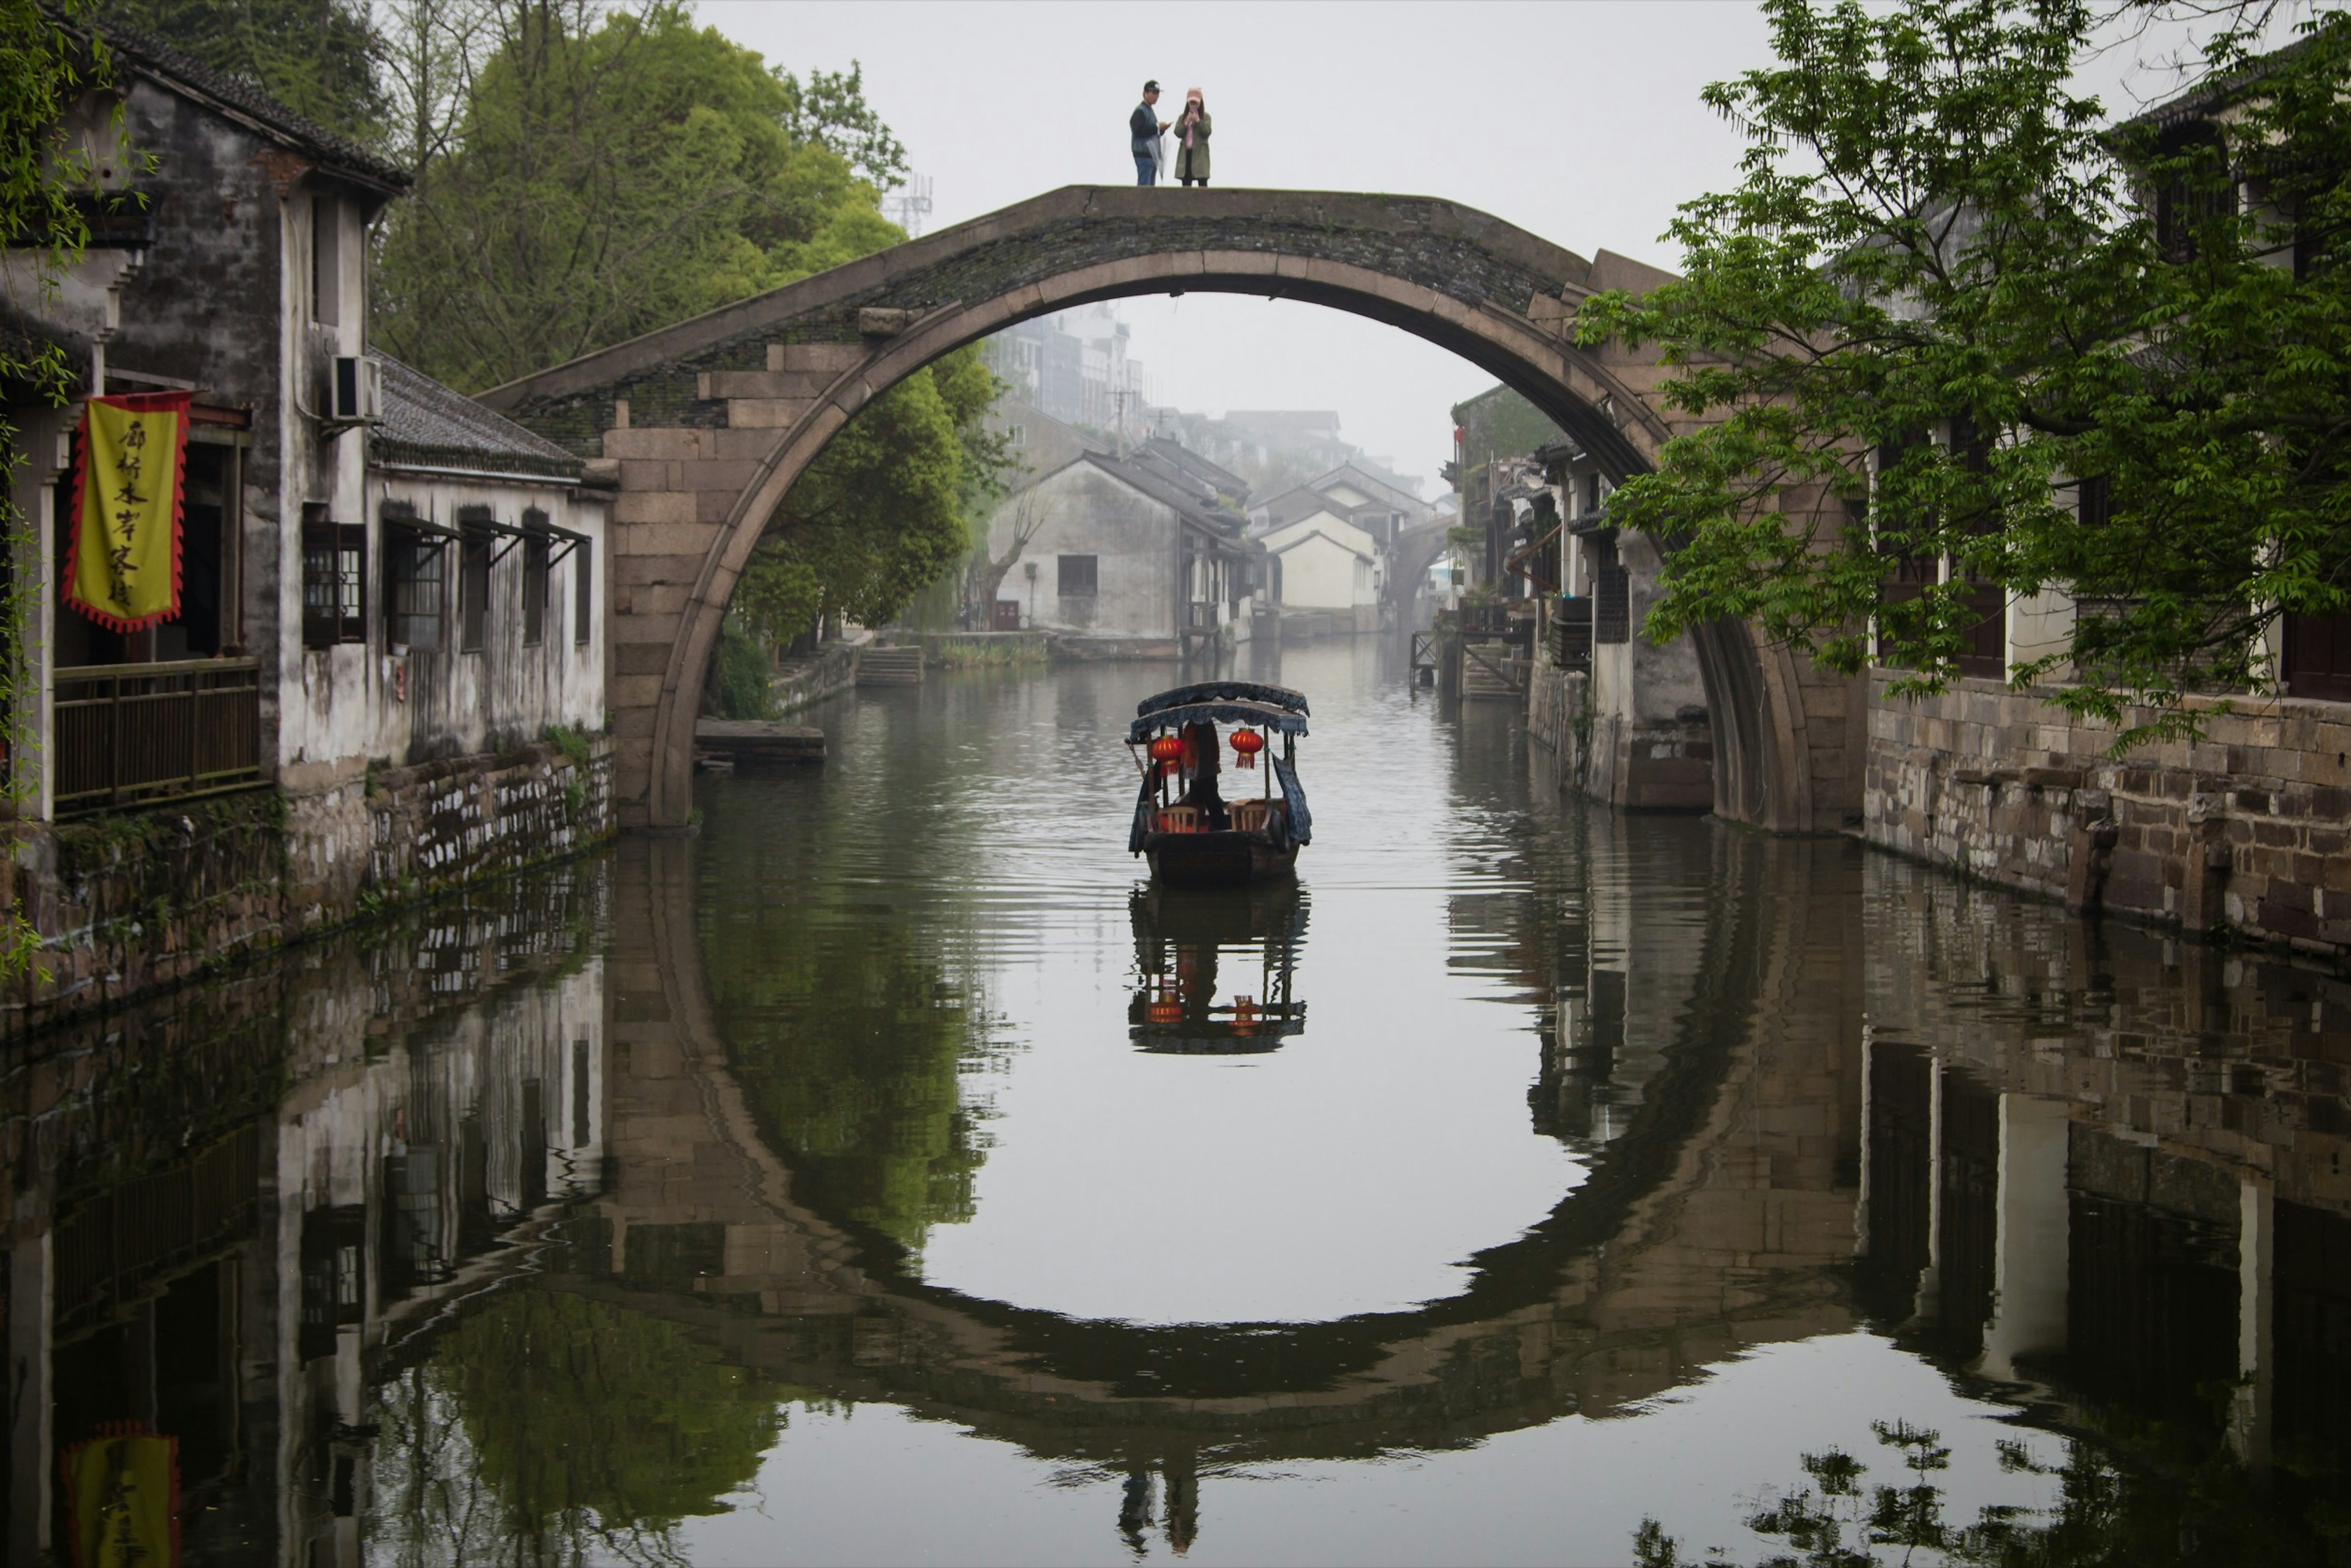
[1173,88,1212,187]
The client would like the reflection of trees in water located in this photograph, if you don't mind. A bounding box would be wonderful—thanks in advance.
[363,1289,794,1567]
[707,903,1003,1253]
[1631,1413,2338,1568]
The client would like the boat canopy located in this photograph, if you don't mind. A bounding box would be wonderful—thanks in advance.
[1136,681,1309,718]
[1126,699,1309,745]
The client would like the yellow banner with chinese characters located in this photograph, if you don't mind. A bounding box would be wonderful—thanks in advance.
[62,1427,179,1567]
[67,391,187,633]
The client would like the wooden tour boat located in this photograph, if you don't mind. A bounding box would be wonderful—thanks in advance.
[1126,681,1313,886]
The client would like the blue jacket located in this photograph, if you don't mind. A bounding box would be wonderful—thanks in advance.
[1130,102,1158,157]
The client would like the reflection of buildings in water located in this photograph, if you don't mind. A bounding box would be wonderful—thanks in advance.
[544,835,1868,1557]
[1854,857,2351,1488]
[6,877,607,1567]
[26,830,2351,1561]
[1127,883,1307,1053]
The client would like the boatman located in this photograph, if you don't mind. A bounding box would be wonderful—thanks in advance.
[1130,80,1168,186]
[1177,720,1229,828]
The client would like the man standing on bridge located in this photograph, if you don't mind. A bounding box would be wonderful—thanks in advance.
[1131,80,1168,186]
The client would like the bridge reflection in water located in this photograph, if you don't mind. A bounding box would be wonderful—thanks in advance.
[9,759,2351,1561]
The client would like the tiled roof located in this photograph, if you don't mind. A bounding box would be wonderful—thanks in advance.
[84,13,410,192]
[1142,435,1250,497]
[372,356,582,479]
[2112,30,2333,137]
[1087,452,1252,545]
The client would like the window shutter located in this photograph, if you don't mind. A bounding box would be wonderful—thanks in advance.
[339,523,367,645]
[574,545,592,645]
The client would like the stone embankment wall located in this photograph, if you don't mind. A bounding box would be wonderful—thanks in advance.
[1529,662,1586,772]
[5,737,613,1033]
[773,642,860,713]
[1526,659,1712,811]
[1866,673,2351,958]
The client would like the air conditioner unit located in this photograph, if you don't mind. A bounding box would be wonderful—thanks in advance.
[331,354,383,425]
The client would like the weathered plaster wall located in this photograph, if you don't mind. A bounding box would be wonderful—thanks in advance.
[285,470,607,773]
[4,739,613,1035]
[1264,512,1377,611]
[1866,673,2351,959]
[990,464,1172,636]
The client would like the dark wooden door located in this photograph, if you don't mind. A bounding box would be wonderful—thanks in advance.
[1954,580,2006,680]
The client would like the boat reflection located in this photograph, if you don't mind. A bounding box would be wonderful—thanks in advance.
[1127,882,1307,1053]
[15,822,2351,1564]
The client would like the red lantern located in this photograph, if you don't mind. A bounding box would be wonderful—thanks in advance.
[1149,735,1183,763]
[1230,729,1264,770]
[1148,1000,1183,1024]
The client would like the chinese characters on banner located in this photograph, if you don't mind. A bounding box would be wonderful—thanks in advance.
[61,1424,180,1567]
[66,390,188,632]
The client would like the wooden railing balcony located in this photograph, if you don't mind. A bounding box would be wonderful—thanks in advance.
[54,658,264,817]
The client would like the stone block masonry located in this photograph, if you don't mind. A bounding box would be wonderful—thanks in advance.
[1864,672,2351,960]
[2,738,613,1035]
[1526,660,1713,811]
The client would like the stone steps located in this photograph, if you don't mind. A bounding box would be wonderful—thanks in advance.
[1460,642,1524,700]
[857,646,924,688]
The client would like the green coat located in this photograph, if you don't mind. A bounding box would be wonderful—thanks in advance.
[1173,110,1211,180]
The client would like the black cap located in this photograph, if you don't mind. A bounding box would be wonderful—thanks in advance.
[1144,80,1160,92]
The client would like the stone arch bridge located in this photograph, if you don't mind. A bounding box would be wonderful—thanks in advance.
[483,186,1858,832]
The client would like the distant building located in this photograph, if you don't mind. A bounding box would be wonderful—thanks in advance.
[986,449,1259,650]
[1254,488,1384,632]
[982,304,1153,445]
[985,396,1106,485]
[1299,462,1432,548]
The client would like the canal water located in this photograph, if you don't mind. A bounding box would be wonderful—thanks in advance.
[13,640,2350,1565]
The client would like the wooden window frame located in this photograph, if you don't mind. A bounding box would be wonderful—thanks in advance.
[573,539,592,646]
[301,509,366,648]
[458,519,492,653]
[381,505,454,651]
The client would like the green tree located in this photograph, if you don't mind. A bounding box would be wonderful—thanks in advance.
[1577,1,2351,745]
[373,1,905,392]
[1631,1411,2340,1567]
[368,1288,786,1563]
[703,887,994,1253]
[732,345,1014,641]
[1,0,121,983]
[105,0,383,138]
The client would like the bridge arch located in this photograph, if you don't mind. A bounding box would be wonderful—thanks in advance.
[482,186,1846,831]
[569,827,1865,1472]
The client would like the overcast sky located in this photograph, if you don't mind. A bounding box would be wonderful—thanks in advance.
[700,0,2296,493]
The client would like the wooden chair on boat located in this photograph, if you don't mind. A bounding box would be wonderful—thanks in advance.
[1157,806,1205,834]
[1229,799,1269,834]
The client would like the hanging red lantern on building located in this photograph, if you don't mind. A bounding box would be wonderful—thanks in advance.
[1230,728,1264,769]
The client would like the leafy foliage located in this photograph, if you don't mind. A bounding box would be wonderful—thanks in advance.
[105,0,384,137]
[368,1288,787,1564]
[374,1,906,392]
[705,615,774,720]
[1632,1410,2342,1567]
[699,822,999,1253]
[0,0,121,983]
[733,345,1014,640]
[1576,0,2351,745]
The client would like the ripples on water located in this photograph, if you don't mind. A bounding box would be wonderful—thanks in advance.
[12,639,2351,1566]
